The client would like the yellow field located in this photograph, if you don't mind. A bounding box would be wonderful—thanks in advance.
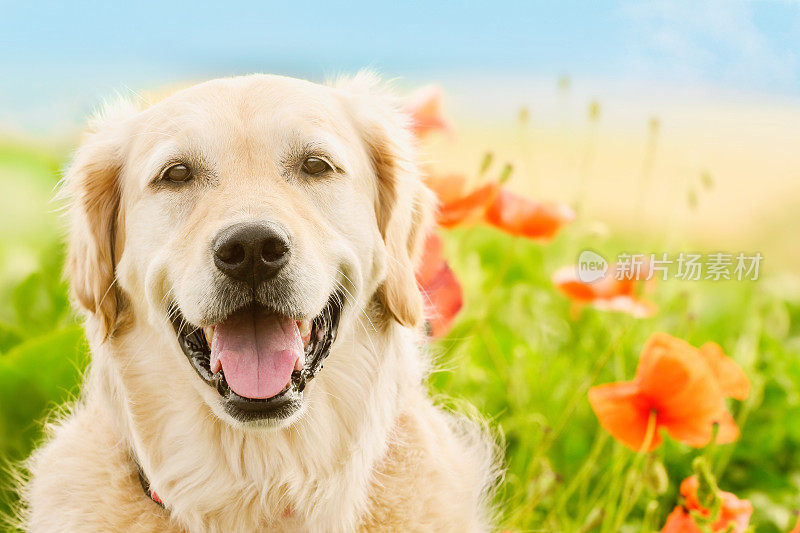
[424,84,800,270]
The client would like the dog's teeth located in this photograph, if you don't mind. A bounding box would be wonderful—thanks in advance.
[203,326,215,345]
[210,354,222,374]
[205,326,220,374]
[294,356,304,372]
[297,320,312,345]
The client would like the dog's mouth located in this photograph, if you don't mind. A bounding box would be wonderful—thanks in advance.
[169,293,342,422]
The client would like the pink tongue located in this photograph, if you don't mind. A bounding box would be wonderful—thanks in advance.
[210,311,302,399]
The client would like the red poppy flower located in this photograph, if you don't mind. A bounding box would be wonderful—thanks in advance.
[404,85,453,139]
[416,232,463,337]
[552,265,656,318]
[484,189,575,240]
[662,476,753,533]
[423,173,500,228]
[424,174,573,241]
[588,333,740,451]
[552,265,639,301]
[437,181,501,228]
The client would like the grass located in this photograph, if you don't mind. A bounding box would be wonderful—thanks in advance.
[436,224,800,530]
[1,138,799,532]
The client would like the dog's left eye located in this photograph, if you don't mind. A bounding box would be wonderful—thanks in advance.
[301,156,333,175]
[162,164,193,183]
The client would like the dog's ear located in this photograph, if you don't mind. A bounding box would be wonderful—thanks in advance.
[61,102,134,340]
[337,73,435,329]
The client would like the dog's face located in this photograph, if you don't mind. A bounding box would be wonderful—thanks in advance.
[63,75,432,427]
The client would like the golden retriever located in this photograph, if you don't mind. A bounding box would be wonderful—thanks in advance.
[21,74,497,532]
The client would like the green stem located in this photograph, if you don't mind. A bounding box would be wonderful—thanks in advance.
[609,410,658,531]
[545,432,610,523]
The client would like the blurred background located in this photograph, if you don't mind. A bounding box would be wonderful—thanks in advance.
[2,1,800,530]
[3,1,800,271]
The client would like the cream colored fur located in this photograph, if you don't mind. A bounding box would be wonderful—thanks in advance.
[21,74,498,532]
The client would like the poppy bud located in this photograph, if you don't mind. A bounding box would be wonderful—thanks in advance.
[643,457,668,495]
[691,457,722,514]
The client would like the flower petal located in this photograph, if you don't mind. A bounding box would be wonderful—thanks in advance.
[661,506,702,533]
[551,266,600,301]
[679,475,752,533]
[416,232,446,286]
[636,333,727,448]
[588,382,661,451]
[424,173,468,205]
[437,182,500,228]
[421,263,463,337]
[716,491,753,533]
[415,233,463,337]
[484,189,574,240]
[713,407,740,445]
[404,85,453,138]
[699,342,750,400]
[551,264,648,314]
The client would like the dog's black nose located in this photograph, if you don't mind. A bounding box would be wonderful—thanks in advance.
[213,222,291,284]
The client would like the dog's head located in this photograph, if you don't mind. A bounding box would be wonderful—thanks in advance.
[62,74,433,427]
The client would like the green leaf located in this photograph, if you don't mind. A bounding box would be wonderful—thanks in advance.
[0,326,88,462]
[0,323,23,353]
[10,268,70,336]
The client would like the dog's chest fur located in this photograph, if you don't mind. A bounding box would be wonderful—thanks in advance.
[23,320,492,532]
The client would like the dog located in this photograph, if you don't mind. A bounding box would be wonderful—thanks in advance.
[21,74,497,532]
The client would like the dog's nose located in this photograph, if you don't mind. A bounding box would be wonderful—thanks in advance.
[213,222,291,284]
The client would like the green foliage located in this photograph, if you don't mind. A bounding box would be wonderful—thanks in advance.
[0,327,88,459]
[432,226,800,531]
[0,143,87,520]
[0,142,798,531]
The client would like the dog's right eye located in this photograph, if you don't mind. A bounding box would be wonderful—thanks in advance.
[162,164,193,183]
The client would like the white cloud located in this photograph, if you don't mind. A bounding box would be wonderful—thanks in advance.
[621,0,799,91]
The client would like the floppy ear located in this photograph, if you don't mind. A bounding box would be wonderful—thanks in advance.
[61,103,133,340]
[338,73,435,329]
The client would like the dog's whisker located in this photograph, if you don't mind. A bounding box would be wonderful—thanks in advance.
[333,271,378,335]
[332,277,380,357]
[316,389,348,405]
[160,287,177,315]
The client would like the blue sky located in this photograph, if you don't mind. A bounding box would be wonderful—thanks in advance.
[2,0,799,132]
